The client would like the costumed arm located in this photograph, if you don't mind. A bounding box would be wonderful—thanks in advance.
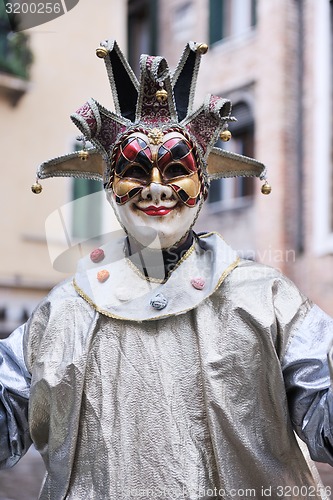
[281,304,333,465]
[0,323,32,468]
[328,342,333,388]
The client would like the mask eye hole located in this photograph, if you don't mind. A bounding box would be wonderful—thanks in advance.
[164,163,189,180]
[122,164,149,181]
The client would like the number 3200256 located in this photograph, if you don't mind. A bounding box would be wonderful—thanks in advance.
[5,3,62,14]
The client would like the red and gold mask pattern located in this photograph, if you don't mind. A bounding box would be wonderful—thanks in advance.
[111,130,203,207]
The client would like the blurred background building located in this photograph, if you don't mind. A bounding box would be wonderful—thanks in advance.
[0,0,126,338]
[0,0,332,497]
[127,0,333,319]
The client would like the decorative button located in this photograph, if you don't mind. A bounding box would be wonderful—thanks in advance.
[97,270,110,283]
[191,277,205,290]
[90,248,105,263]
[150,293,168,310]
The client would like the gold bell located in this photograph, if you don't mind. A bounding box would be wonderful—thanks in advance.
[31,181,42,194]
[220,130,232,142]
[78,149,89,161]
[96,46,108,58]
[197,43,208,55]
[155,88,168,103]
[261,181,272,195]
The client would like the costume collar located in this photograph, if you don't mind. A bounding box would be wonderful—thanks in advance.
[73,232,240,322]
[126,230,194,280]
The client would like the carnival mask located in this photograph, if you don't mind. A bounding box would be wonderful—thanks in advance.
[111,130,202,205]
[35,40,267,244]
[107,129,204,249]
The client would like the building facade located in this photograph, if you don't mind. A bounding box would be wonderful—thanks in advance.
[0,0,126,336]
[1,0,333,321]
[152,0,333,315]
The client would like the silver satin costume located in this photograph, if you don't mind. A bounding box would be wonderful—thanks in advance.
[1,233,333,500]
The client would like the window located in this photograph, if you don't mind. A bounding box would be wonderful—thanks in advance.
[71,141,103,240]
[128,0,158,76]
[209,0,257,44]
[313,0,333,254]
[208,101,255,211]
[72,179,102,240]
[0,3,33,80]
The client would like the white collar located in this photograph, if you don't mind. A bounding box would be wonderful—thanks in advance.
[74,232,240,321]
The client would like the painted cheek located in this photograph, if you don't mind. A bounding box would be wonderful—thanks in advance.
[170,174,200,199]
[113,177,144,197]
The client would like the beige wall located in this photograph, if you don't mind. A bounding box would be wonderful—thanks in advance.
[1,2,127,273]
[0,0,126,319]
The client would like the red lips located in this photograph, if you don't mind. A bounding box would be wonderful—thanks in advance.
[138,205,174,216]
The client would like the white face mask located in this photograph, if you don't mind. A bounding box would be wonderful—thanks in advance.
[106,184,202,250]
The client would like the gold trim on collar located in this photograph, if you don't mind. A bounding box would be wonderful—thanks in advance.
[72,252,240,322]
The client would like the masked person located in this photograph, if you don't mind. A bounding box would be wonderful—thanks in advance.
[1,41,333,500]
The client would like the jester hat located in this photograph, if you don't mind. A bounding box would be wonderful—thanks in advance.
[33,40,268,195]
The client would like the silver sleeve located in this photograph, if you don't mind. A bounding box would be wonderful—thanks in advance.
[0,324,32,468]
[282,304,333,465]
